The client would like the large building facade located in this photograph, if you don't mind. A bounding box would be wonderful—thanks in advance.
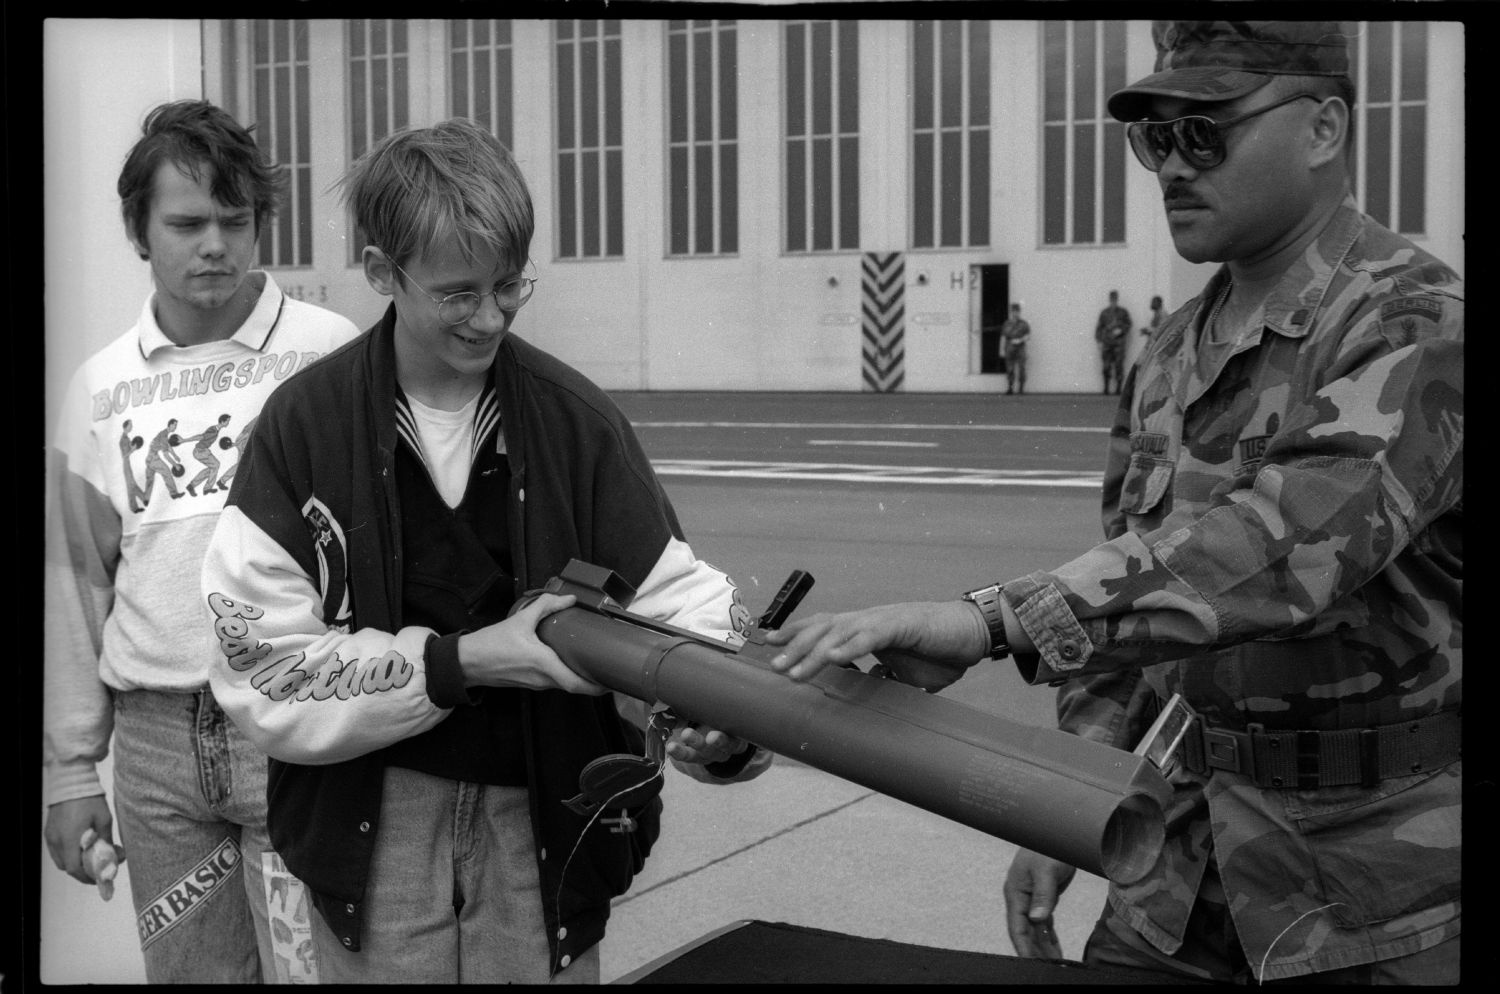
[46,17,1464,404]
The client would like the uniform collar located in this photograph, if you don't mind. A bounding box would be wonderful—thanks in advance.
[136,271,285,359]
[1255,195,1365,342]
[1155,197,1364,405]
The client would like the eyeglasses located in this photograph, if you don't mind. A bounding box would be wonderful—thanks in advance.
[1126,92,1320,173]
[388,257,537,324]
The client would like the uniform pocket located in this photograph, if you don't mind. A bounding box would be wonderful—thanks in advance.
[1118,453,1174,516]
[1283,762,1461,927]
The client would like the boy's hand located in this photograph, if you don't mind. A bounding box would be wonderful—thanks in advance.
[664,724,749,765]
[458,593,609,694]
[45,797,122,888]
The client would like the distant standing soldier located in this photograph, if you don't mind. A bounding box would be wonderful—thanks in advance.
[999,302,1031,395]
[1095,290,1132,394]
[1143,295,1166,338]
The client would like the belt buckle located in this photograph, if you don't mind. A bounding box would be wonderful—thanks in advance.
[1134,693,1198,776]
[1202,727,1253,779]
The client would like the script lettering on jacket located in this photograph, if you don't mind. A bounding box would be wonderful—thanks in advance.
[91,350,325,421]
[251,648,416,702]
[208,591,414,702]
[137,838,241,947]
[208,592,276,672]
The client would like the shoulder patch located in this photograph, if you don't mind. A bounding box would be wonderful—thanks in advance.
[1380,296,1443,322]
[1378,296,1444,350]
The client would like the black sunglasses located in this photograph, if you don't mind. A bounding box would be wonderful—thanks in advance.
[1126,92,1320,172]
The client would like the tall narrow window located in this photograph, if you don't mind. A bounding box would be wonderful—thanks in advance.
[911,20,990,249]
[250,20,312,268]
[450,19,513,148]
[555,19,624,259]
[347,19,409,262]
[784,19,859,253]
[1041,20,1127,246]
[667,20,739,256]
[1350,21,1427,235]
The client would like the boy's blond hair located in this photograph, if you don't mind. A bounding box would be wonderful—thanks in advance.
[339,117,534,274]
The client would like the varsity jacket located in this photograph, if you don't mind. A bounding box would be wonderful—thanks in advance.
[203,306,753,967]
[44,272,359,806]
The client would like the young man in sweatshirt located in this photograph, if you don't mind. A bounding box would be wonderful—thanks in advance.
[44,99,361,983]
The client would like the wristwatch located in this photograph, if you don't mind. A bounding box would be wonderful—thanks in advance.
[961,583,1012,660]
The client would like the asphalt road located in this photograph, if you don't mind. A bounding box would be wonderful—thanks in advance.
[37,390,1126,984]
[613,390,1118,730]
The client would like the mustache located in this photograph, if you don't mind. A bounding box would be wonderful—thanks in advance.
[1162,185,1209,210]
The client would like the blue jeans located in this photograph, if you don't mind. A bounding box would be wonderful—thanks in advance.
[310,766,600,984]
[112,689,314,983]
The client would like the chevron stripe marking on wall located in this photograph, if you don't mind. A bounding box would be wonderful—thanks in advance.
[861,252,905,393]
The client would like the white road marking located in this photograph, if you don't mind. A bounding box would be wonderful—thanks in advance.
[807,439,939,448]
[635,421,1108,434]
[651,459,1103,488]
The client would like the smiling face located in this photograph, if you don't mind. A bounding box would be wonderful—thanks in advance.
[369,235,524,406]
[1150,86,1321,267]
[131,160,259,328]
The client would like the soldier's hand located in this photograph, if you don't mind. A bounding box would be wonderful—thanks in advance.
[1003,849,1077,959]
[765,600,987,688]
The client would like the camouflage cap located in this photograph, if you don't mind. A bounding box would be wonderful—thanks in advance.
[1107,21,1351,122]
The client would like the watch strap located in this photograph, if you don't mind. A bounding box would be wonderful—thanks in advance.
[962,584,1011,660]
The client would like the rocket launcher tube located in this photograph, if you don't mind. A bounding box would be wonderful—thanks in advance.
[532,561,1169,886]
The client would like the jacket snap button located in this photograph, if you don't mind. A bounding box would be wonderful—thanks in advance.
[359,821,371,832]
[560,955,572,968]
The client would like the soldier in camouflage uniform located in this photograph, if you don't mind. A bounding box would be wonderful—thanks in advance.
[764,20,1460,984]
[1095,290,1131,394]
[998,302,1031,395]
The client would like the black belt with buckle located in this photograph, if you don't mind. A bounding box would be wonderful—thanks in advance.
[1180,708,1461,789]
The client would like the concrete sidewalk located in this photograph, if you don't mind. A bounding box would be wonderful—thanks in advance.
[598,756,1110,983]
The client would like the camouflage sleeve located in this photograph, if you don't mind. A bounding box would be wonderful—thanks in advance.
[1055,667,1154,749]
[1098,368,1138,542]
[1004,293,1463,684]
